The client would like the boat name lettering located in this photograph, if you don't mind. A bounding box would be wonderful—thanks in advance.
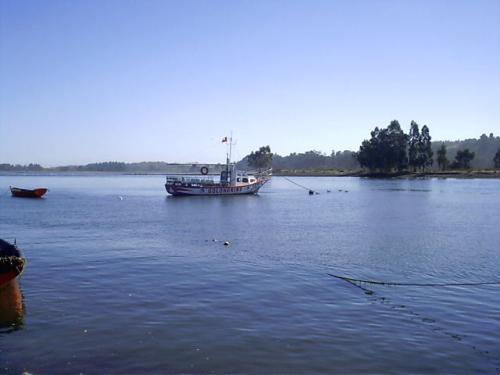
[206,187,244,194]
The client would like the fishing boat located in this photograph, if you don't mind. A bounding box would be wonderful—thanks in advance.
[10,186,48,198]
[0,239,25,289]
[165,136,272,196]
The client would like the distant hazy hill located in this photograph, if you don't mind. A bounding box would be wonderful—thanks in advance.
[269,150,359,170]
[0,161,226,174]
[236,148,359,170]
[431,133,500,169]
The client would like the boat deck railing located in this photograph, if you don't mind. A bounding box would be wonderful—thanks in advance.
[166,175,218,185]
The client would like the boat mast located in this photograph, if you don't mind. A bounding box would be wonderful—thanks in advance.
[224,132,233,184]
[229,131,233,165]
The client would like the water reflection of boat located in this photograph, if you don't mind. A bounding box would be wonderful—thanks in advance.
[0,280,24,331]
[0,239,25,288]
[10,186,48,198]
[0,240,25,331]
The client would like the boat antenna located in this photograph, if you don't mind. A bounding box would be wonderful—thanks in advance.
[229,131,233,164]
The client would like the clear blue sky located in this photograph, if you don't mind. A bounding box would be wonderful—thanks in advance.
[1,0,499,166]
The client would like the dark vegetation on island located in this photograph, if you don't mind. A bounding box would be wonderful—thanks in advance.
[353,120,487,174]
[2,122,500,178]
[352,121,500,177]
[239,122,500,177]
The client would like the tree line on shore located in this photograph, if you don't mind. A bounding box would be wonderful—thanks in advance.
[244,125,500,172]
[239,147,358,170]
[2,126,500,172]
[354,120,500,172]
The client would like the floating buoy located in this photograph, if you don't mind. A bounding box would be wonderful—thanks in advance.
[282,177,318,196]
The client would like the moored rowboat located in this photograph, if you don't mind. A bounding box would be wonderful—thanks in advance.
[10,186,48,198]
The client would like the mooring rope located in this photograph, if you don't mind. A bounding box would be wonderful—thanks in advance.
[282,176,318,194]
[329,273,500,287]
[330,272,500,371]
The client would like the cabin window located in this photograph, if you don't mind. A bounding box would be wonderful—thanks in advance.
[242,178,248,183]
[237,178,241,182]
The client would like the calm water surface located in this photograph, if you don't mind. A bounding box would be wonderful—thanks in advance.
[0,175,499,374]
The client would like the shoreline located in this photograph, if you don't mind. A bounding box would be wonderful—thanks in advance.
[2,170,500,179]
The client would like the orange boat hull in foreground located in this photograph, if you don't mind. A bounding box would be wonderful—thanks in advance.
[10,186,48,198]
[0,239,25,289]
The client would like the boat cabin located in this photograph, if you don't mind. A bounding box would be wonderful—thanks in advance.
[236,176,257,184]
[166,165,259,187]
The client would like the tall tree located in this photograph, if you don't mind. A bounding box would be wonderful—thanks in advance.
[437,143,449,171]
[408,121,420,171]
[494,148,500,169]
[388,120,409,171]
[452,149,475,169]
[356,137,378,171]
[247,146,272,169]
[356,120,407,172]
[419,125,433,171]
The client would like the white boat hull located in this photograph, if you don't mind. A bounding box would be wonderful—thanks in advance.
[165,180,268,196]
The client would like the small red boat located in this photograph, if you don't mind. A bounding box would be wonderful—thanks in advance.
[10,186,48,198]
[0,239,25,289]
